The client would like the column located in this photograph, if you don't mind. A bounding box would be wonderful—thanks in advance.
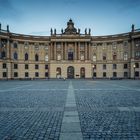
[65,42,67,60]
[78,42,80,60]
[85,42,87,60]
[54,42,56,60]
[74,42,77,60]
[61,42,63,60]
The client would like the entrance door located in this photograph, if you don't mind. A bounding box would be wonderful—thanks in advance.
[67,66,74,78]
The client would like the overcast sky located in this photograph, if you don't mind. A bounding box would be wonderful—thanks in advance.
[0,0,140,36]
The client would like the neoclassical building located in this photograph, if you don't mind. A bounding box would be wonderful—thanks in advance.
[0,19,140,79]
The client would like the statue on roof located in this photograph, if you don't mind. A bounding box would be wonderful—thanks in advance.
[89,28,91,35]
[64,19,77,34]
[50,28,53,35]
[131,24,135,32]
[85,28,87,35]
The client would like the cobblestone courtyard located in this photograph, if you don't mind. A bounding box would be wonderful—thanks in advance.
[0,80,140,140]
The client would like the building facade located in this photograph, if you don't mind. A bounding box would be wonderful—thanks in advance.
[0,19,140,79]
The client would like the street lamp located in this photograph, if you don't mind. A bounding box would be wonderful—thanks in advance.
[133,64,136,80]
[92,65,95,79]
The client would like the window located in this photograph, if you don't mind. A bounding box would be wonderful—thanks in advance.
[80,53,84,60]
[25,64,29,69]
[124,64,128,69]
[135,39,140,47]
[35,64,39,69]
[103,53,107,60]
[93,72,96,77]
[35,54,39,61]
[35,72,39,77]
[93,54,96,62]
[35,45,39,50]
[13,52,18,60]
[25,53,28,61]
[13,42,18,48]
[45,55,48,61]
[68,52,73,60]
[3,72,7,77]
[25,72,29,77]
[80,43,85,50]
[24,42,28,49]
[57,54,61,61]
[2,51,6,59]
[45,65,48,69]
[113,72,117,77]
[14,72,18,77]
[113,64,117,69]
[56,43,61,49]
[135,51,140,58]
[123,41,128,47]
[124,72,128,78]
[14,64,18,69]
[45,72,48,77]
[56,67,61,78]
[103,72,106,77]
[3,63,6,69]
[124,52,128,61]
[113,52,117,60]
[112,42,117,49]
[135,63,139,68]
[103,64,106,70]
[135,71,139,77]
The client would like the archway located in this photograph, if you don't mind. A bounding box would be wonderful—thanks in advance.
[80,67,85,78]
[67,66,74,78]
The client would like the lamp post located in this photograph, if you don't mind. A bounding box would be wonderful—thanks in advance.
[92,65,95,79]
[133,64,136,80]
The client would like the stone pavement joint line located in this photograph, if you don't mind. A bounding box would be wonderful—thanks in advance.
[60,81,83,140]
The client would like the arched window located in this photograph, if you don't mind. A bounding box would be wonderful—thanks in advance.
[25,53,28,61]
[13,42,18,48]
[13,52,18,60]
[56,67,61,78]
[93,54,96,62]
[124,52,128,61]
[35,54,39,61]
[2,51,6,59]
[113,52,117,60]
[45,55,48,61]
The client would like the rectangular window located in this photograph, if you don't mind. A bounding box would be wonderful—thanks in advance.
[113,72,117,77]
[135,71,139,77]
[113,64,117,69]
[124,64,128,69]
[25,72,29,77]
[135,63,139,68]
[3,63,6,69]
[45,72,48,77]
[45,65,48,69]
[14,64,18,69]
[25,64,28,69]
[103,72,106,77]
[124,72,128,78]
[103,64,106,70]
[35,64,39,69]
[35,72,39,77]
[93,72,96,77]
[14,72,18,77]
[3,72,7,77]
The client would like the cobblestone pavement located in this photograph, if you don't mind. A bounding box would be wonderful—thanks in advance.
[0,80,140,140]
[73,80,140,140]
